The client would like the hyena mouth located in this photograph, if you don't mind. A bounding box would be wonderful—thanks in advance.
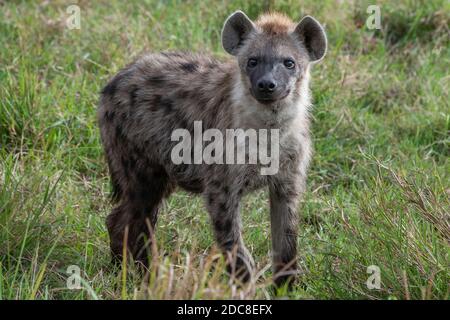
[252,90,291,105]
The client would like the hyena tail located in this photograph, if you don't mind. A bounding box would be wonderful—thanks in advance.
[107,158,122,203]
[98,92,124,204]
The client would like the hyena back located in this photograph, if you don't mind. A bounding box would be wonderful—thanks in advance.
[98,11,327,287]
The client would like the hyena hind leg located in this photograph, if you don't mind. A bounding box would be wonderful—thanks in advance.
[106,165,173,267]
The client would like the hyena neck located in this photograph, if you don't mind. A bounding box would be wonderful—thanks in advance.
[228,63,312,136]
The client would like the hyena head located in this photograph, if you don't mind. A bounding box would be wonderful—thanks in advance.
[222,11,327,107]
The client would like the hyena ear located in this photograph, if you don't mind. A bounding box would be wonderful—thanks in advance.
[293,16,327,63]
[221,10,256,55]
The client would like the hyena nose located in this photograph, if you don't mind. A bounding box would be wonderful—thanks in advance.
[257,79,277,93]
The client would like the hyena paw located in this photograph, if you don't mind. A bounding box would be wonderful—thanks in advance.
[273,265,298,290]
[225,250,255,283]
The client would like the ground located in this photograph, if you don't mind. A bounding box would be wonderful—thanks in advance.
[0,0,449,299]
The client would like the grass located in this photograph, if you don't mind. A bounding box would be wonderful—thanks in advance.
[0,0,449,300]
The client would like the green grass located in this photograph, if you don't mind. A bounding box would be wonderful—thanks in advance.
[0,0,449,300]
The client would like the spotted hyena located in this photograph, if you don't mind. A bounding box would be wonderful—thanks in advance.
[98,11,327,287]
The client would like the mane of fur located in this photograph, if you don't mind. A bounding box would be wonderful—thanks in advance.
[255,12,295,35]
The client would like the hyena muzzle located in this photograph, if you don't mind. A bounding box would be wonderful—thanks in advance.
[98,11,327,288]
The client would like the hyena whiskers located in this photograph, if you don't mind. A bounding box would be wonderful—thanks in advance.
[98,11,327,288]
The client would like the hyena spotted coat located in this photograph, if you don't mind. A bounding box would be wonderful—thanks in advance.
[98,11,327,287]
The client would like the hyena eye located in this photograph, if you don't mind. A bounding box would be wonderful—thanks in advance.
[284,59,295,69]
[247,58,258,68]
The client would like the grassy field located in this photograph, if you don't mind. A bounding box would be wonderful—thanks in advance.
[0,0,449,300]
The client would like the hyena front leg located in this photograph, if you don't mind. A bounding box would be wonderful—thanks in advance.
[269,174,303,289]
[204,179,254,283]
